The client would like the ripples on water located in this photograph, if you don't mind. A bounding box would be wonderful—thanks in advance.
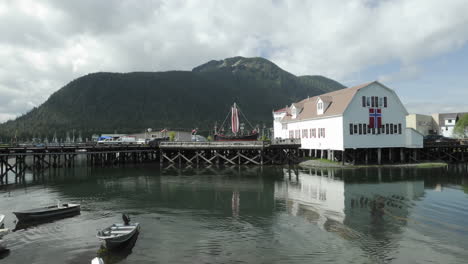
[0,164,467,264]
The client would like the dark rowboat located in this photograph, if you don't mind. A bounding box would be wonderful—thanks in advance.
[13,203,80,222]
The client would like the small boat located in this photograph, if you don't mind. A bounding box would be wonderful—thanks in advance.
[97,223,140,249]
[214,103,259,141]
[0,228,9,238]
[0,215,4,228]
[91,257,104,264]
[13,203,80,222]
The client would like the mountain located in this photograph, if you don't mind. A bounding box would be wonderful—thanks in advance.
[0,57,345,140]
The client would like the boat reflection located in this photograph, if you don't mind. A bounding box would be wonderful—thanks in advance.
[96,231,139,264]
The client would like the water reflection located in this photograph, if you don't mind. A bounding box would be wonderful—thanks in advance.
[275,167,433,262]
[96,232,139,264]
[0,165,467,263]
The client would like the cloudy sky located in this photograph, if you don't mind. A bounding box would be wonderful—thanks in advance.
[1,0,468,123]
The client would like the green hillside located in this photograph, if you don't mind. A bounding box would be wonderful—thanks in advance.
[0,57,345,140]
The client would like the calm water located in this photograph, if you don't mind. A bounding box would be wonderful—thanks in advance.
[0,163,468,264]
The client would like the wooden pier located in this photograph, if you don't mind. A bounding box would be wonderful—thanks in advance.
[298,141,468,165]
[0,141,301,183]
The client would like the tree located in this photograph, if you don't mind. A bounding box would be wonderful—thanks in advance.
[454,114,468,138]
[168,131,176,141]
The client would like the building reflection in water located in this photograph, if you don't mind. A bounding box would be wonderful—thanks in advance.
[276,167,425,261]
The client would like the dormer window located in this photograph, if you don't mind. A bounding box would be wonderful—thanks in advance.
[318,102,323,110]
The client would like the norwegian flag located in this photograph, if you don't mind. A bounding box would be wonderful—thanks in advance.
[369,108,382,128]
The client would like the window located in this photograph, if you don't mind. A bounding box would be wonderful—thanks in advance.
[367,97,370,107]
[354,124,358,134]
[379,97,383,107]
[372,128,375,134]
[313,128,316,138]
[289,131,294,138]
[318,102,323,110]
[394,124,398,134]
[310,128,313,138]
[390,124,394,134]
[371,96,375,107]
[359,124,362,135]
[363,124,367,135]
[398,124,402,134]
[362,96,366,107]
[386,124,389,134]
[350,124,353,135]
[384,97,387,107]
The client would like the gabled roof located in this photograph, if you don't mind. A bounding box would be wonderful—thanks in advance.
[318,96,333,103]
[280,82,373,122]
[273,107,287,113]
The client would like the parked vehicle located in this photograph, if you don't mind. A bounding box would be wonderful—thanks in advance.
[97,136,142,145]
[148,137,169,147]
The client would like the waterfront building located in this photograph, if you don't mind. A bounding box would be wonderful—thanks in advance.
[273,81,423,161]
[406,114,437,136]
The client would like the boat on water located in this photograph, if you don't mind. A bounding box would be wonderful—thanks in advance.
[13,203,80,222]
[97,215,140,249]
[0,228,9,239]
[91,257,104,264]
[0,214,4,228]
[214,103,259,141]
[97,223,140,249]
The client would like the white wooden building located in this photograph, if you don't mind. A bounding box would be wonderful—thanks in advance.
[273,81,423,163]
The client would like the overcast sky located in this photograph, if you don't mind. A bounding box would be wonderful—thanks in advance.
[1,0,468,123]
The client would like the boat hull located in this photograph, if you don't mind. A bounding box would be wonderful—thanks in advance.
[214,133,259,141]
[98,223,140,249]
[0,215,4,228]
[13,204,80,222]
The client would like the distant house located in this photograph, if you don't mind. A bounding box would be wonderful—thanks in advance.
[273,81,423,162]
[432,112,468,138]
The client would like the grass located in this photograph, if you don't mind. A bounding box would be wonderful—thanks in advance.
[414,162,448,168]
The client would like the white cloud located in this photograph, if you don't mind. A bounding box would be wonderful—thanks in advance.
[1,0,468,122]
[405,102,468,115]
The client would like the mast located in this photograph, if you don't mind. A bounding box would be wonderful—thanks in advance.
[231,103,240,135]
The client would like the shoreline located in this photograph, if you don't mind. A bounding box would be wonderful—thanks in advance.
[299,159,448,169]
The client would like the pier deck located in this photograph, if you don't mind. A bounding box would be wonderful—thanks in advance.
[0,141,301,183]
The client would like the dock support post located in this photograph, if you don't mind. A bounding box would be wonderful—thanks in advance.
[400,148,405,163]
[378,148,382,165]
[342,150,345,165]
[365,149,368,165]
